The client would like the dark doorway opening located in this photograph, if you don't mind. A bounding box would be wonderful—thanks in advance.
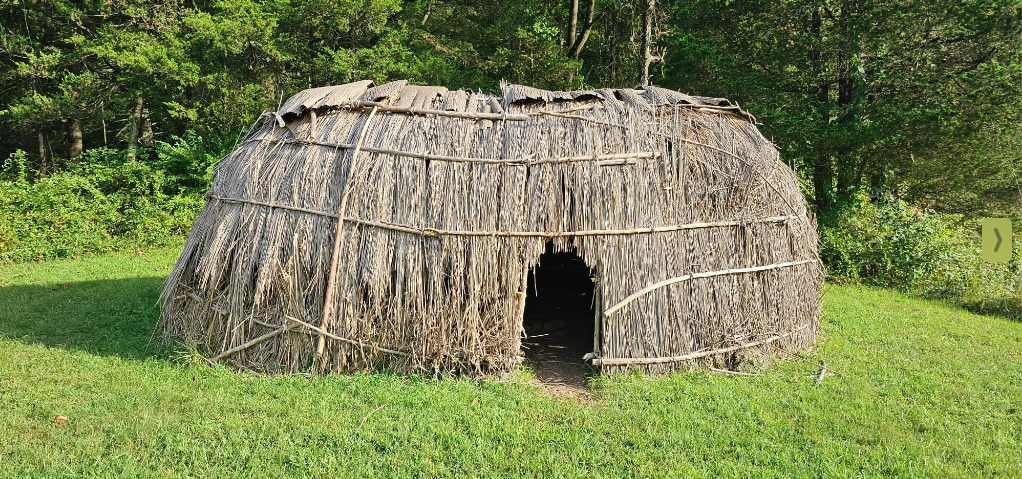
[522,243,598,390]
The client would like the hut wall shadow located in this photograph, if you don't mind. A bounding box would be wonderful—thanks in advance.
[0,277,167,359]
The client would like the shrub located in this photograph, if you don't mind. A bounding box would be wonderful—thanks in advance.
[153,131,231,194]
[0,172,121,261]
[0,132,230,263]
[821,190,1021,318]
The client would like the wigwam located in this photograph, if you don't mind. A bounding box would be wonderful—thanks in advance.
[160,80,824,375]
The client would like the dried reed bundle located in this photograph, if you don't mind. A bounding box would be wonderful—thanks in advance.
[160,80,823,376]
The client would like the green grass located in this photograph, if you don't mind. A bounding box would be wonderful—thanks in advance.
[0,247,1019,477]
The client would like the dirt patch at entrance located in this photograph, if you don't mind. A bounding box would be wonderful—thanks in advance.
[523,338,594,398]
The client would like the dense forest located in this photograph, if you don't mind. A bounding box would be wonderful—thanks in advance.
[1,0,1020,311]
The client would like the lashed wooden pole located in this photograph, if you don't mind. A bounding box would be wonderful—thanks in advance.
[314,106,380,368]
[591,324,811,367]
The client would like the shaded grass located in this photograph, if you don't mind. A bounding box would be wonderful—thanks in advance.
[0,247,1019,477]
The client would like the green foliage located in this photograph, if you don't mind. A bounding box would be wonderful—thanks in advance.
[0,149,29,182]
[0,134,228,263]
[0,0,1018,305]
[663,0,1021,216]
[152,131,230,193]
[1,249,1020,475]
[821,190,1021,317]
[0,172,120,260]
[2,0,1017,213]
[0,0,597,152]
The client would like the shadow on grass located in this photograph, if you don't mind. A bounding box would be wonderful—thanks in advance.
[0,276,169,359]
[962,297,1022,322]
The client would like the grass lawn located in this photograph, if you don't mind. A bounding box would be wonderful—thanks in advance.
[0,247,1019,477]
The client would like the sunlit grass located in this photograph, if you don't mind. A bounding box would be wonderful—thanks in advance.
[1,247,1019,476]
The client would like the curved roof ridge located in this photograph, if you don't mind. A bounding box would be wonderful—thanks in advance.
[276,80,753,122]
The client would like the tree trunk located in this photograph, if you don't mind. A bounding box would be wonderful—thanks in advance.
[568,0,597,60]
[569,0,579,46]
[67,118,83,160]
[834,8,865,200]
[608,5,617,85]
[101,101,108,146]
[37,130,48,178]
[127,94,143,162]
[640,0,656,86]
[809,5,832,213]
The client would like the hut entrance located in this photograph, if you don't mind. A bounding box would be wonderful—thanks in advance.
[522,244,598,389]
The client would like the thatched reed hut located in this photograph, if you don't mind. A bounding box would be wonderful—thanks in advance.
[160,80,823,376]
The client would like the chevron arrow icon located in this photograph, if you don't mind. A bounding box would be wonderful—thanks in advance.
[994,228,1002,252]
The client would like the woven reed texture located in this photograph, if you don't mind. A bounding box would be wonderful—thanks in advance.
[160,80,823,376]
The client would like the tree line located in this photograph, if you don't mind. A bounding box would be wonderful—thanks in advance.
[1,0,1019,218]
